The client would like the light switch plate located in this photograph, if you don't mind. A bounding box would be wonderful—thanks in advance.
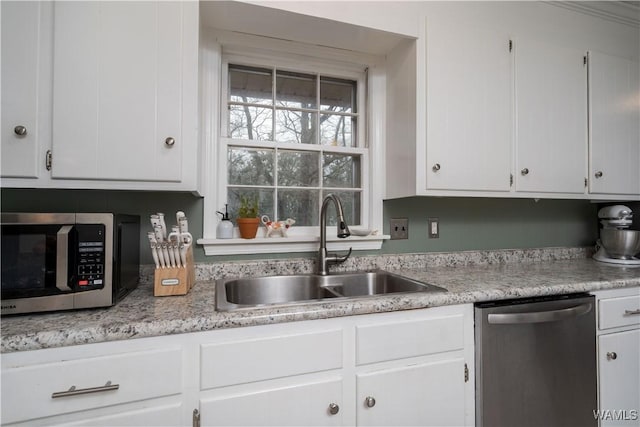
[428,217,439,238]
[390,218,409,240]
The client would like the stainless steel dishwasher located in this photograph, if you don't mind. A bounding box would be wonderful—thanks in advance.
[475,293,597,427]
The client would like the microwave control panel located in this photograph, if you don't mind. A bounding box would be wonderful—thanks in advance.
[75,224,106,290]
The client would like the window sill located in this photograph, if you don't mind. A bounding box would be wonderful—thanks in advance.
[197,235,390,256]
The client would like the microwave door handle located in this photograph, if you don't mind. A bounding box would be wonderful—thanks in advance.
[56,225,73,291]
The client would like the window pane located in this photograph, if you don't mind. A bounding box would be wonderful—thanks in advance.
[322,191,361,226]
[229,105,273,141]
[228,147,274,186]
[276,70,316,109]
[321,77,355,113]
[320,114,354,147]
[323,154,361,188]
[228,188,274,220]
[229,65,272,105]
[278,150,319,187]
[278,189,319,226]
[275,109,317,144]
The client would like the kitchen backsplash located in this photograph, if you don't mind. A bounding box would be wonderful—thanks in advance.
[2,188,601,264]
[139,246,593,284]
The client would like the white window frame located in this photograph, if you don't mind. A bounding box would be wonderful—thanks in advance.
[198,30,388,256]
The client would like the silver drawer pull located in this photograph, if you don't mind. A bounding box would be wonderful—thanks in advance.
[624,309,640,316]
[51,381,119,399]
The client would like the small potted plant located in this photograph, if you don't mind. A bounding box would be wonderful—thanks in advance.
[236,195,260,239]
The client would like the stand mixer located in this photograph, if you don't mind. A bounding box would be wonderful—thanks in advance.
[593,205,640,266]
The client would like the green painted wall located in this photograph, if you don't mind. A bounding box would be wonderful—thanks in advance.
[1,188,600,264]
[381,197,598,253]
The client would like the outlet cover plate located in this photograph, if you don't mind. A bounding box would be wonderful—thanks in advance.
[390,218,409,240]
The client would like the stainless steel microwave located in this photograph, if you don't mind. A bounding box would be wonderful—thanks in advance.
[1,213,140,315]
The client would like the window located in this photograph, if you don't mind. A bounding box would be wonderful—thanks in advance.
[198,31,387,255]
[223,63,366,229]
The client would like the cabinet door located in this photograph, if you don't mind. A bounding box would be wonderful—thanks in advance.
[426,20,512,192]
[598,329,640,427]
[515,38,587,194]
[200,378,343,426]
[589,51,640,196]
[51,1,184,182]
[1,1,51,179]
[356,358,466,426]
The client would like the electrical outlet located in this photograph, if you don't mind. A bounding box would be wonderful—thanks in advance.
[390,218,409,240]
[428,217,439,238]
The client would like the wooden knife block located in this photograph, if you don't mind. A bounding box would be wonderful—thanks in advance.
[153,245,195,297]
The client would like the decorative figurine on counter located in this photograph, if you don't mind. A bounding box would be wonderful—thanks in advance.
[261,215,295,237]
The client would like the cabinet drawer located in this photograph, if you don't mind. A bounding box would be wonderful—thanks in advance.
[200,329,342,390]
[599,294,640,330]
[1,347,182,425]
[356,314,464,365]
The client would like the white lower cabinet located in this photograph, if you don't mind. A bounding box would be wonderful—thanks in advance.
[1,304,474,426]
[594,288,640,427]
[1,337,185,426]
[200,378,344,426]
[53,402,183,427]
[197,304,474,426]
[356,358,465,426]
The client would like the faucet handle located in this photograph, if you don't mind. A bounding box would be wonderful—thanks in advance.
[330,247,352,265]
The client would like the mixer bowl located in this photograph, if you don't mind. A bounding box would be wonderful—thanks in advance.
[600,229,640,259]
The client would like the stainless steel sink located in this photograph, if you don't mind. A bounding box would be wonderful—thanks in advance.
[216,270,446,311]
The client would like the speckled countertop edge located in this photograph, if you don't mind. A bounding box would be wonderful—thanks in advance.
[3,247,640,353]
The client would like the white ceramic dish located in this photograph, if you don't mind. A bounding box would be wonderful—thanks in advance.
[349,228,373,236]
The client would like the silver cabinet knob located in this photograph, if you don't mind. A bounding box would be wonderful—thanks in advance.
[432,163,441,172]
[165,137,176,147]
[14,125,27,136]
[365,396,376,408]
[595,171,603,179]
[521,168,529,176]
[607,352,617,360]
[328,403,340,415]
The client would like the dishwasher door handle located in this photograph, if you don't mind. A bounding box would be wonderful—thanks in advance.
[487,303,593,324]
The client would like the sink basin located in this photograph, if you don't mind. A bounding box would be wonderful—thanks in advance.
[216,270,446,311]
[318,271,441,297]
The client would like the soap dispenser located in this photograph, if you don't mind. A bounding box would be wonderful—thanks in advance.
[216,205,234,239]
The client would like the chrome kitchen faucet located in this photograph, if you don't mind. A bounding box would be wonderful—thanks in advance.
[317,194,352,275]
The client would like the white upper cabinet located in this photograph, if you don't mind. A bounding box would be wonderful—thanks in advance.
[514,37,588,194]
[51,1,196,184]
[425,19,512,192]
[384,2,638,201]
[588,51,640,196]
[1,1,52,179]
[1,0,199,192]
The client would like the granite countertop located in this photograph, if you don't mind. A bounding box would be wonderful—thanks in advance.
[2,253,640,353]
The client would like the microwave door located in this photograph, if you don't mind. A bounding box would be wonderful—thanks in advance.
[0,224,75,299]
